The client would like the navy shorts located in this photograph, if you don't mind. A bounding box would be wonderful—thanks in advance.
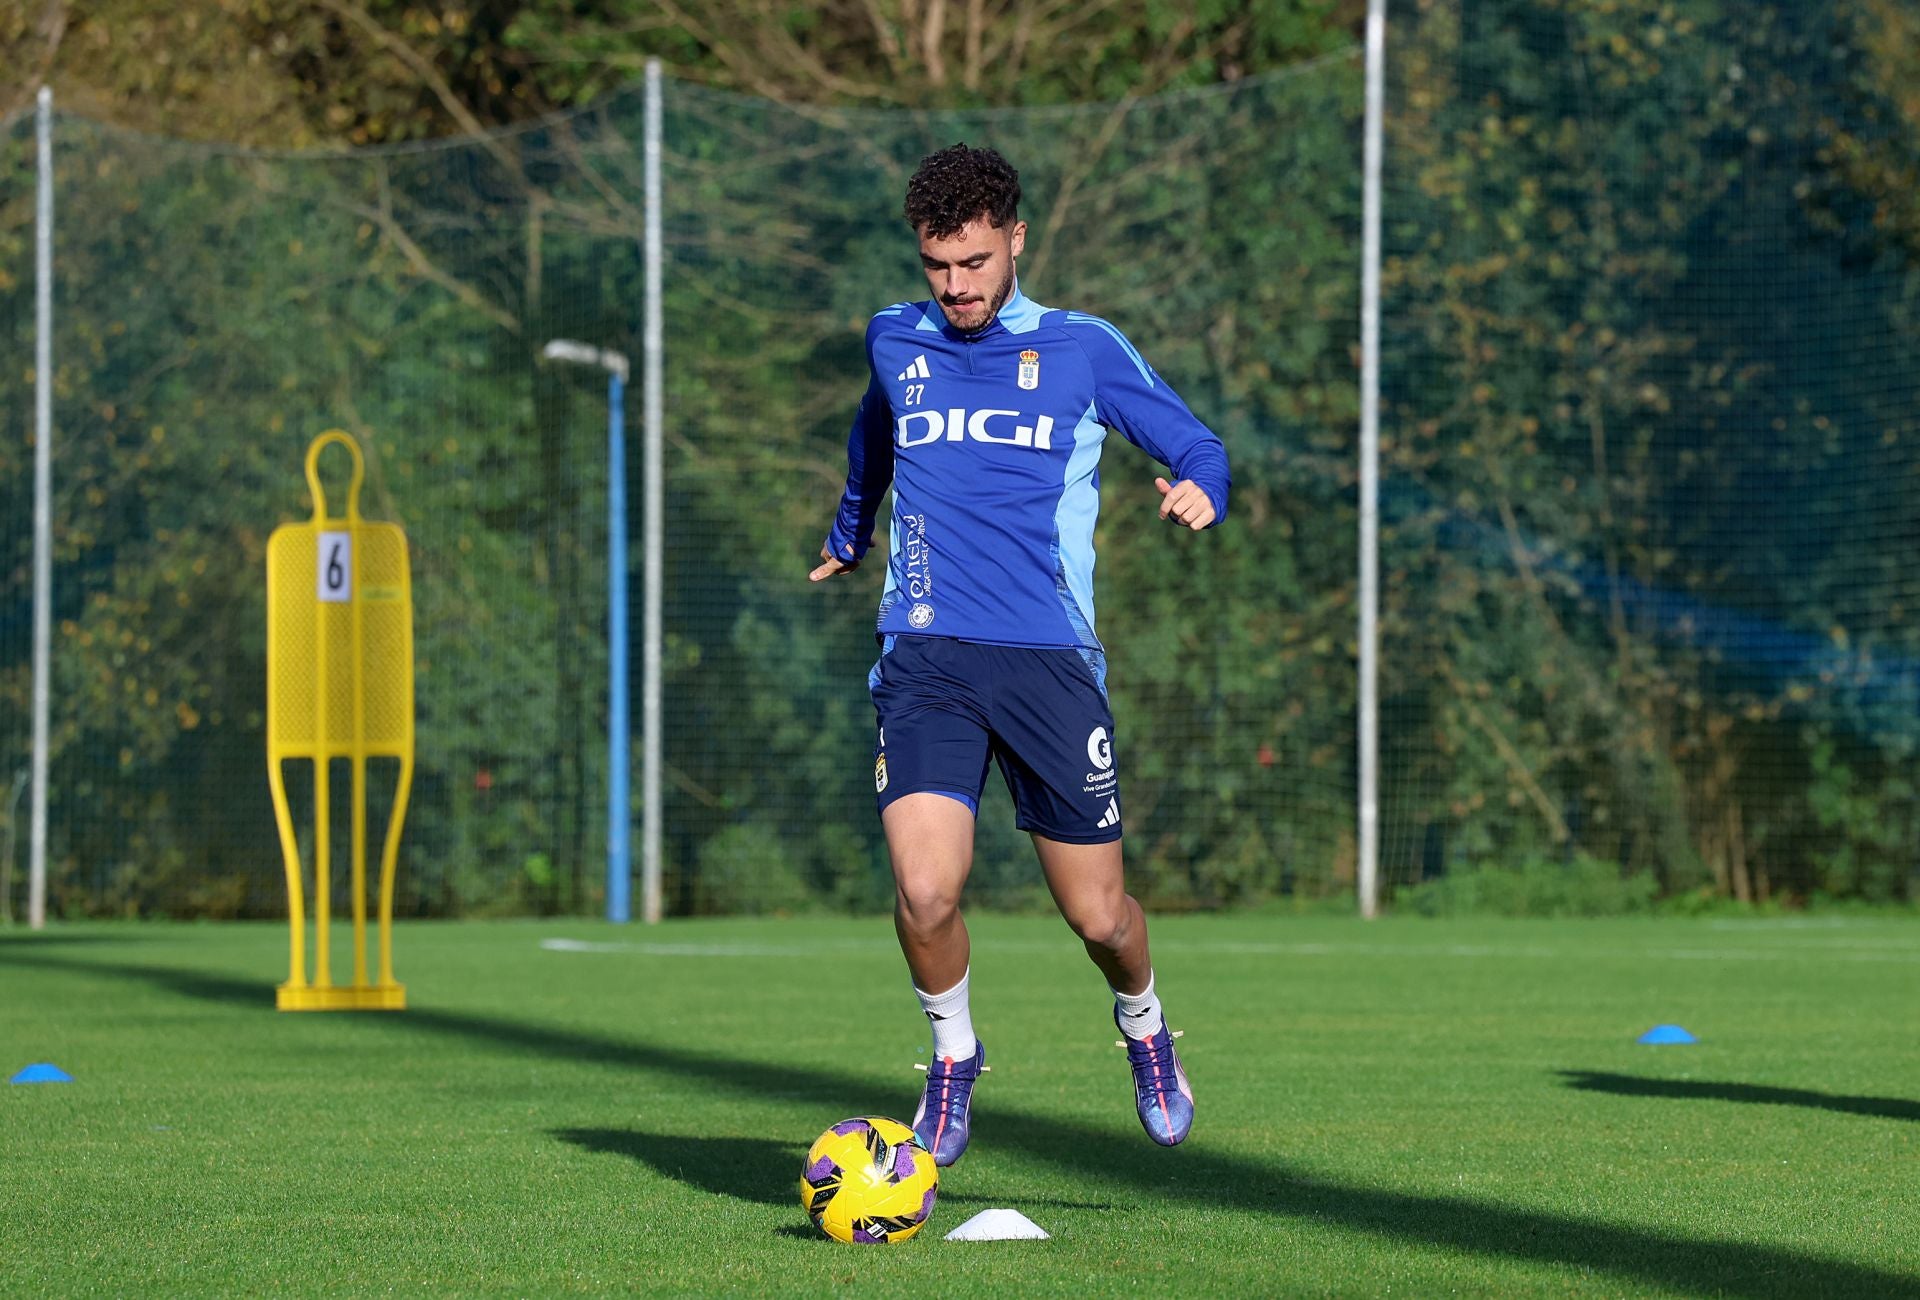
[868,635,1123,844]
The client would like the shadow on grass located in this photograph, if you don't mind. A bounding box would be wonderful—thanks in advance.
[4,946,1915,1299]
[553,1128,1117,1212]
[1559,1070,1920,1122]
[0,941,266,1009]
[0,930,158,948]
[554,1129,806,1207]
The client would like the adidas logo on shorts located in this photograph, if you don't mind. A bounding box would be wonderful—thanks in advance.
[1096,797,1120,830]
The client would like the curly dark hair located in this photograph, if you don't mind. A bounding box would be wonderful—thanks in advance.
[903,144,1021,239]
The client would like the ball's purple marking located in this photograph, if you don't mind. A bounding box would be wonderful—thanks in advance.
[805,1156,836,1181]
[854,1225,882,1244]
[831,1119,868,1137]
[919,1185,938,1219]
[893,1146,916,1179]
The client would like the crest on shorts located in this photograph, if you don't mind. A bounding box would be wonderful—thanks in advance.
[1017,349,1040,390]
[875,753,889,793]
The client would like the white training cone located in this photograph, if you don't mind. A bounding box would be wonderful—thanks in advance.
[944,1208,1050,1241]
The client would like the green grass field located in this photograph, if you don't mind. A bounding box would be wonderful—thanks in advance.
[2,913,1916,1296]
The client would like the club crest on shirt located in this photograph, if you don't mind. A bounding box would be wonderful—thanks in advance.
[1017,349,1040,390]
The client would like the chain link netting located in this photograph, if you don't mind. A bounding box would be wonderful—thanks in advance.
[4,0,1916,918]
[0,56,1362,918]
[1378,0,1920,905]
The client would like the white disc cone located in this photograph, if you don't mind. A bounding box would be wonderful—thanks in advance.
[944,1208,1050,1241]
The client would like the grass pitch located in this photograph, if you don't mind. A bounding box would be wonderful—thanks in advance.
[2,913,1916,1296]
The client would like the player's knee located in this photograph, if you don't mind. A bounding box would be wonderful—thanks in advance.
[1068,899,1130,952]
[895,877,962,935]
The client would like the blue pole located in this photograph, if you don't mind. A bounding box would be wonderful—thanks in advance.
[607,372,632,923]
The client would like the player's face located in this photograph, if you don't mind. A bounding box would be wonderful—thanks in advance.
[919,217,1026,331]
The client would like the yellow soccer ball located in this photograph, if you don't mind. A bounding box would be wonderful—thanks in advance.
[798,1116,939,1244]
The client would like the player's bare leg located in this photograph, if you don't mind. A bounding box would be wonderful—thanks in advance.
[1034,833,1194,1146]
[1031,835,1150,994]
[884,792,974,992]
[884,791,985,1165]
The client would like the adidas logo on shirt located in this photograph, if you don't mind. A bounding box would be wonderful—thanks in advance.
[896,354,930,382]
[1096,798,1120,830]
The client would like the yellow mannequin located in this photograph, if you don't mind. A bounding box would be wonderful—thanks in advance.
[266,431,413,1010]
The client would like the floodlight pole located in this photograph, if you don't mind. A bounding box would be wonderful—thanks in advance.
[539,60,664,927]
[29,86,53,931]
[541,340,635,924]
[1358,0,1386,920]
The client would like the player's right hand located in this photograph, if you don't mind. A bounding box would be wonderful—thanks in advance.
[809,542,862,582]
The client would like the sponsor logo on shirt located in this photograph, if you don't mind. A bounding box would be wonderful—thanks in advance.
[895,408,1056,450]
[900,512,932,600]
[908,603,935,629]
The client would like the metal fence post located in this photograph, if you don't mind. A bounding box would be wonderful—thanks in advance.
[1358,1,1386,919]
[30,85,54,931]
[642,58,665,926]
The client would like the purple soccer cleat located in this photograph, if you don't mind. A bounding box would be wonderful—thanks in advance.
[1116,1009,1193,1146]
[912,1040,985,1167]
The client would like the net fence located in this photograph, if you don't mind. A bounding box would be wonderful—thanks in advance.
[2,0,1916,919]
[0,55,1362,918]
[1378,0,1920,905]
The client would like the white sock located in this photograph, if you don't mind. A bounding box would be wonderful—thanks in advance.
[914,968,977,1061]
[1113,971,1164,1039]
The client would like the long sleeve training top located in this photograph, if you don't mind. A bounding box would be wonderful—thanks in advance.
[826,285,1230,651]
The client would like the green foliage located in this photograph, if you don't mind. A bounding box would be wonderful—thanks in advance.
[691,823,817,915]
[1377,0,1920,906]
[5,0,1919,917]
[1805,740,1918,902]
[21,1,1358,146]
[506,0,1354,113]
[1396,855,1660,918]
[1,66,1372,917]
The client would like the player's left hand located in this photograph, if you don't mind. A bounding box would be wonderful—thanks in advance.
[1155,477,1216,531]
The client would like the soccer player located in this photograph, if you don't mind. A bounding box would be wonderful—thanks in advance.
[810,144,1229,1164]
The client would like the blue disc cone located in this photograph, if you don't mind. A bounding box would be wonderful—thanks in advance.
[9,1063,75,1084]
[1637,1024,1698,1045]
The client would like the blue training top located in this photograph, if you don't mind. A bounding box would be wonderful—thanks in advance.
[824,285,1231,651]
